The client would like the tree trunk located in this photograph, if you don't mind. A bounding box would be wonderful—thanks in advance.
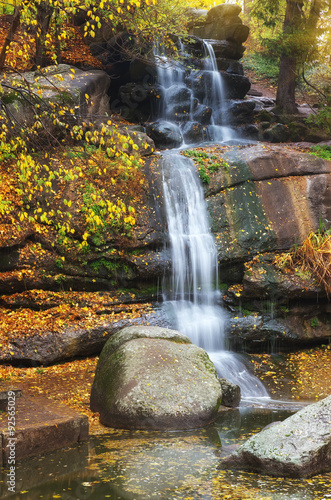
[243,0,252,18]
[0,7,21,72]
[276,55,298,113]
[303,0,323,61]
[34,2,54,68]
[275,0,324,113]
[275,0,303,113]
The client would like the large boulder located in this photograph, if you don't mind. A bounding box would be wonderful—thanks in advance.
[2,65,111,136]
[206,40,246,61]
[221,73,251,99]
[206,4,242,21]
[221,395,331,477]
[192,4,249,47]
[227,99,256,125]
[90,326,222,429]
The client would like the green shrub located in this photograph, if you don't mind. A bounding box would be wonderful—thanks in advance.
[243,52,279,83]
[306,97,331,136]
[309,145,331,161]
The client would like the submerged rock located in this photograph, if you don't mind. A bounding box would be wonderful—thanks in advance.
[220,395,331,477]
[90,325,222,429]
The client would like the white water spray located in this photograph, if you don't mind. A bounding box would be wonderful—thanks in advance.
[162,153,269,399]
[202,41,234,143]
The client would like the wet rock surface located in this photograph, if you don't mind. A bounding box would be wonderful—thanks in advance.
[218,378,241,407]
[146,121,183,149]
[223,254,331,351]
[204,144,331,264]
[221,395,331,477]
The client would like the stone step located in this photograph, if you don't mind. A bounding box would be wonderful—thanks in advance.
[0,389,22,411]
[0,392,88,466]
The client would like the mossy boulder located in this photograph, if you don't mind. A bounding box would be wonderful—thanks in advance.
[90,326,222,429]
[263,123,289,143]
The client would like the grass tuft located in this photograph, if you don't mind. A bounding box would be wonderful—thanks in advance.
[274,230,331,298]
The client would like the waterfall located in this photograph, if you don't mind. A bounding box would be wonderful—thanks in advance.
[161,153,269,399]
[153,39,236,146]
[156,38,268,399]
[202,41,234,143]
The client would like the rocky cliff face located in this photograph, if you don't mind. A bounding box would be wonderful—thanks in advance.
[152,143,331,270]
[1,144,330,294]
[206,144,331,268]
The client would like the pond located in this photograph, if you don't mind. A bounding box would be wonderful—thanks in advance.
[2,398,331,500]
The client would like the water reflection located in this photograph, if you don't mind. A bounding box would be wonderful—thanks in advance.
[2,404,331,499]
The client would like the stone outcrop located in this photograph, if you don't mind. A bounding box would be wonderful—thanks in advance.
[0,394,88,465]
[1,143,330,340]
[0,291,158,366]
[152,143,331,272]
[0,146,164,296]
[90,325,223,429]
[204,144,331,267]
[228,310,331,352]
[224,255,331,351]
[2,65,111,137]
[1,64,157,152]
[190,4,249,50]
[220,395,331,477]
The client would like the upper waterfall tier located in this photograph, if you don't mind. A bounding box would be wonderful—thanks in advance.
[147,38,251,148]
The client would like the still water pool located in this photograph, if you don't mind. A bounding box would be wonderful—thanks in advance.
[2,400,331,500]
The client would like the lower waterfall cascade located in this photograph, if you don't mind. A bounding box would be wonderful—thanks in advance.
[161,153,269,399]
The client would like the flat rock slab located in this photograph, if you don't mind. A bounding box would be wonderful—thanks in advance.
[0,392,88,465]
[0,389,21,411]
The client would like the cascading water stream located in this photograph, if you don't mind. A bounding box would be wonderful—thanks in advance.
[156,40,268,399]
[202,41,234,143]
[153,39,236,146]
[161,153,269,399]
